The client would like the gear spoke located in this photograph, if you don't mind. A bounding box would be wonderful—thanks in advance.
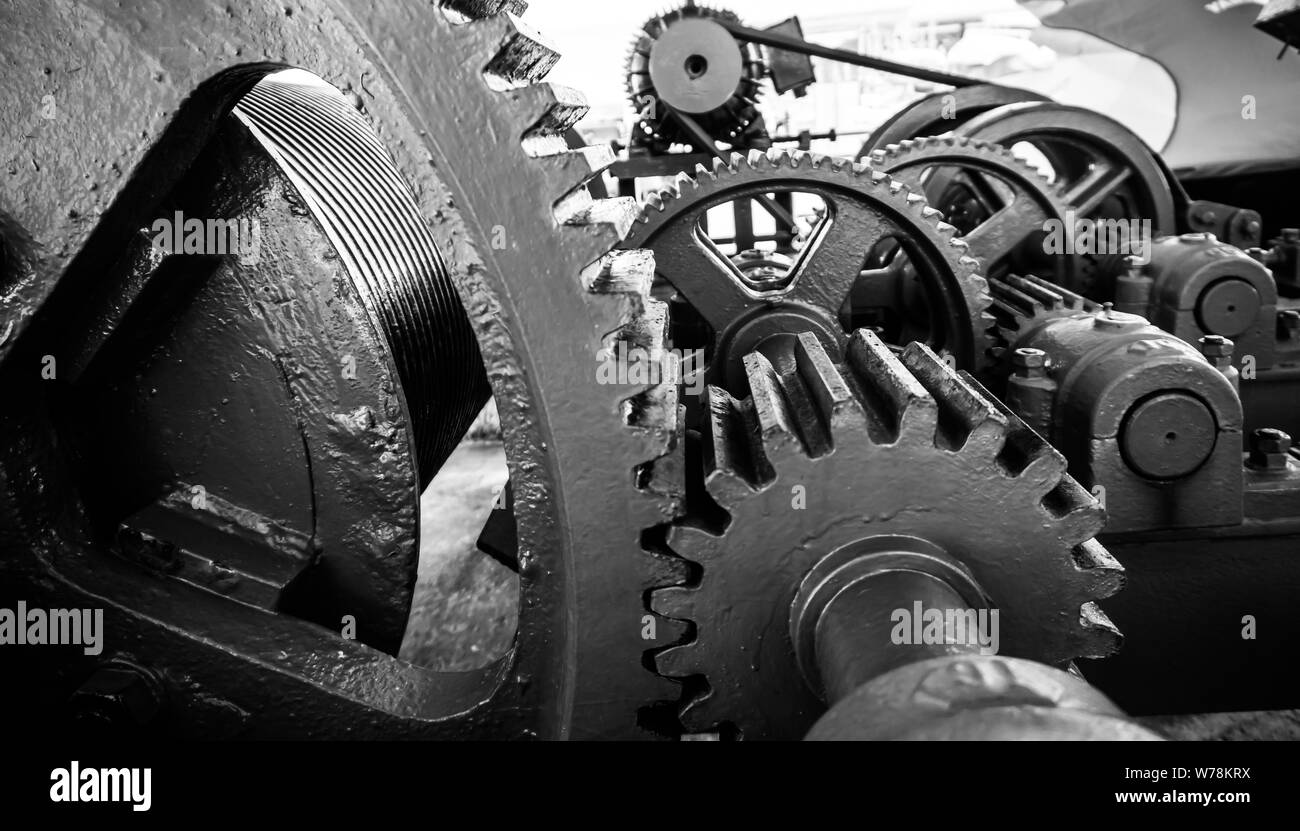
[651,219,759,327]
[784,198,896,310]
[1066,161,1133,216]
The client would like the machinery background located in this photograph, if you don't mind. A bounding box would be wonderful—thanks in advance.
[3,0,1300,742]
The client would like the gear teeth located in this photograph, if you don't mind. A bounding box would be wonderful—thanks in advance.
[666,522,721,559]
[583,248,653,297]
[703,385,767,506]
[1075,602,1123,657]
[846,329,938,445]
[743,350,810,460]
[530,140,616,180]
[650,585,696,622]
[557,197,641,263]
[793,332,867,438]
[656,641,704,678]
[1042,477,1107,542]
[962,371,1069,496]
[515,83,589,150]
[900,341,1008,456]
[622,295,667,360]
[440,0,525,19]
[479,12,561,88]
[1072,538,1125,599]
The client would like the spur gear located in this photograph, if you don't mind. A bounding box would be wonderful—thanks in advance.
[620,149,994,393]
[870,136,1080,286]
[651,330,1124,739]
[626,4,766,152]
[989,272,1101,352]
[0,0,684,739]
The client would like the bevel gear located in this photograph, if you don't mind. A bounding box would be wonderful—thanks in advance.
[626,4,766,152]
[652,330,1124,739]
[620,149,995,394]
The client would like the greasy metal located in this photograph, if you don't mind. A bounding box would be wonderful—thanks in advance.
[621,149,993,392]
[650,330,1123,738]
[0,0,684,739]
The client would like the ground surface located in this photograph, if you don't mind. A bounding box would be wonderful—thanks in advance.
[399,438,518,671]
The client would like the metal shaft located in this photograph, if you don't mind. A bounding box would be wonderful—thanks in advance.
[812,569,978,705]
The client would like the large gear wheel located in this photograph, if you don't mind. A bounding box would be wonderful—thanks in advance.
[0,0,685,739]
[620,149,994,393]
[651,330,1124,739]
[626,3,766,152]
[858,84,1052,159]
[951,102,1178,239]
[870,136,1080,287]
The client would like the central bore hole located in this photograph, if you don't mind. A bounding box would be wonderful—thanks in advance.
[1165,431,1178,442]
[685,54,709,79]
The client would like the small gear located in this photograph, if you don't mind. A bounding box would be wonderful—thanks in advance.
[870,136,1080,287]
[621,149,994,393]
[652,329,1124,738]
[626,4,766,152]
[989,272,1101,356]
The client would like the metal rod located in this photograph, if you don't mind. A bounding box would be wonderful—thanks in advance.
[664,106,798,228]
[717,19,984,88]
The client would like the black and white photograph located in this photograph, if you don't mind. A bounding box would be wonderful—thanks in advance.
[2,0,1298,808]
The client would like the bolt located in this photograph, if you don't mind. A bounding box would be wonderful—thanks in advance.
[1282,228,1300,243]
[1122,255,1144,276]
[1198,209,1218,225]
[1011,347,1047,379]
[1248,428,1292,471]
[68,662,164,734]
[1199,334,1234,369]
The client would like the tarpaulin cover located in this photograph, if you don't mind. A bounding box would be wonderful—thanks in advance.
[1024,0,1300,178]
